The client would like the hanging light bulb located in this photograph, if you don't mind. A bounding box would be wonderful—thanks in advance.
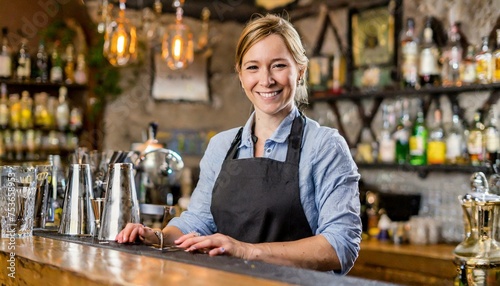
[103,0,137,67]
[162,0,194,70]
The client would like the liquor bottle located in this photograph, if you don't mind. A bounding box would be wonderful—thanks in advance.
[74,53,88,85]
[378,104,395,163]
[467,110,485,166]
[33,92,51,130]
[441,23,462,87]
[19,90,33,129]
[0,83,8,129]
[0,27,12,79]
[476,36,493,84]
[400,18,419,88]
[15,37,31,82]
[484,106,499,163]
[69,107,83,132]
[393,98,411,164]
[427,107,446,164]
[446,105,466,165]
[409,99,428,165]
[419,17,441,87]
[493,29,500,83]
[34,41,49,83]
[462,45,477,85]
[55,86,70,131]
[64,44,75,84]
[50,41,63,83]
[8,93,20,130]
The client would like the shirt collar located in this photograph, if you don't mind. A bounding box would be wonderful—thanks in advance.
[241,107,299,147]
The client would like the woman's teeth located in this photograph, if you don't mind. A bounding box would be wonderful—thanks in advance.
[259,91,279,98]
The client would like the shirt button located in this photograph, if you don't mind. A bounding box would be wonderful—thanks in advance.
[266,148,272,153]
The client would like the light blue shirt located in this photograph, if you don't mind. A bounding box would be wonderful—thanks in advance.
[169,107,361,275]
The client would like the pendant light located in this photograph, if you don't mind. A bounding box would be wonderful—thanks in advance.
[103,0,137,67]
[161,0,194,70]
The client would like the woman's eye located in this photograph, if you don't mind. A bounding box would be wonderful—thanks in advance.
[273,63,287,69]
[245,65,258,70]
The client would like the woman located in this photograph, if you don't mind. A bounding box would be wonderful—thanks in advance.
[116,14,361,275]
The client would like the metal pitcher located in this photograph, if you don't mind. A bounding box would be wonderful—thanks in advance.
[98,163,140,241]
[58,164,95,236]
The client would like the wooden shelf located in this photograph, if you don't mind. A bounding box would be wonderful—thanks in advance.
[0,79,88,90]
[310,83,500,101]
[357,163,492,177]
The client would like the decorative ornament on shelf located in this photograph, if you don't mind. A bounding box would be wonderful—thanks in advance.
[161,0,210,70]
[103,0,137,67]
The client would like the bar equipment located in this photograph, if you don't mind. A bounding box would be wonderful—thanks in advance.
[34,165,52,229]
[90,197,105,237]
[454,171,500,285]
[98,163,140,240]
[58,164,95,236]
[0,166,38,238]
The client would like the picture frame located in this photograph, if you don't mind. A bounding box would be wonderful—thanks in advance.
[151,48,211,102]
[347,0,402,89]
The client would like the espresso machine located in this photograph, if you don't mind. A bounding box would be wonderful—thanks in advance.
[133,122,184,226]
[454,172,500,285]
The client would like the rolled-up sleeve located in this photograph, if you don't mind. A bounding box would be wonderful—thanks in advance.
[302,126,361,275]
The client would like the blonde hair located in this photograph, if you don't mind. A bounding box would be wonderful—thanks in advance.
[235,14,309,108]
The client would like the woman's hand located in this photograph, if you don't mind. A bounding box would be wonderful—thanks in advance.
[175,232,252,258]
[115,223,157,245]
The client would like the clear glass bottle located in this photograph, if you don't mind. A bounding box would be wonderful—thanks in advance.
[493,29,500,83]
[393,98,411,164]
[462,45,477,85]
[55,86,70,131]
[378,104,395,163]
[0,27,12,79]
[476,36,493,84]
[409,99,428,165]
[419,17,441,87]
[445,105,466,165]
[0,83,9,129]
[64,44,75,84]
[69,107,83,132]
[441,23,463,87]
[467,110,485,166]
[74,53,88,85]
[484,106,499,163]
[400,17,419,88]
[15,37,31,82]
[427,107,446,164]
[33,92,51,130]
[35,40,49,83]
[50,41,63,83]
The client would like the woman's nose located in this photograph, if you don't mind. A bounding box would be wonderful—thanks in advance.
[259,69,275,87]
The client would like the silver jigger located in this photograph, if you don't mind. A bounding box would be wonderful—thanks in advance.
[98,163,140,241]
[58,164,95,236]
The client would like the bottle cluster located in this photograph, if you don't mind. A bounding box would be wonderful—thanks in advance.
[0,84,82,162]
[356,98,500,167]
[400,17,500,88]
[0,27,88,85]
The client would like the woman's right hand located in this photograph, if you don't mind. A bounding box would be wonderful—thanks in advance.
[115,223,157,245]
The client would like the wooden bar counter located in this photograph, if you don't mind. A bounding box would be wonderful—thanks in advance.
[349,240,457,285]
[0,234,394,286]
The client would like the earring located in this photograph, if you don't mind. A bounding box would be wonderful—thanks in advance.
[297,78,304,86]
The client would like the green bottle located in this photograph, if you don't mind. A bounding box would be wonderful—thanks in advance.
[393,98,411,164]
[409,100,428,165]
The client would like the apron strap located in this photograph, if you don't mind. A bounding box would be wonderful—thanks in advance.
[225,127,243,160]
[286,114,305,164]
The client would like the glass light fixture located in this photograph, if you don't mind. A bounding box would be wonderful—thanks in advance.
[162,0,194,70]
[103,0,137,67]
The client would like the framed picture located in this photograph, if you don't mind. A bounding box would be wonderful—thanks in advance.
[347,0,402,88]
[151,49,210,102]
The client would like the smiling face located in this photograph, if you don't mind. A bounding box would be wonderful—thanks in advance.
[239,34,303,120]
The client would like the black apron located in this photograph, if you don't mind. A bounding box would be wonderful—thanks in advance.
[211,115,313,243]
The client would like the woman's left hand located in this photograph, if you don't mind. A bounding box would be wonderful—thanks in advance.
[174,232,249,258]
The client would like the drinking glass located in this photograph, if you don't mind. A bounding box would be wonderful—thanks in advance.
[0,166,38,238]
